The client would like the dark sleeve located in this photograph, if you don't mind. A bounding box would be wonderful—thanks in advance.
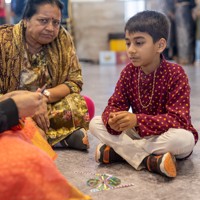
[0,98,19,133]
[10,0,15,12]
[189,0,196,9]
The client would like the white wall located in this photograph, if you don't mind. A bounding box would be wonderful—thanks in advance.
[71,0,165,61]
[72,1,125,62]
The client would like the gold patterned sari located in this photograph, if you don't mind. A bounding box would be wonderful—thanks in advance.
[0,21,89,145]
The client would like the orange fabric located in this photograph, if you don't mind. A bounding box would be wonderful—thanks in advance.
[21,118,57,160]
[0,118,91,200]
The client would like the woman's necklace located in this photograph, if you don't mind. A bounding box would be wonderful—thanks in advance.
[25,42,43,54]
[138,67,157,109]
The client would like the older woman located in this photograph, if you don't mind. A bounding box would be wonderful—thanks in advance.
[0,0,94,150]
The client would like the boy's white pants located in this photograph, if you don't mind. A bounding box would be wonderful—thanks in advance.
[89,116,195,170]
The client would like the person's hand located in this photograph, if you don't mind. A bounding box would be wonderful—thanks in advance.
[32,95,50,133]
[33,113,49,133]
[108,112,120,132]
[12,91,49,138]
[11,91,47,118]
[0,90,30,102]
[108,111,137,132]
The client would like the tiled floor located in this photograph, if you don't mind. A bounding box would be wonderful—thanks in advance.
[55,62,200,200]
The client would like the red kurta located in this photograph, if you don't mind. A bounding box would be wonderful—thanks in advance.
[102,58,198,143]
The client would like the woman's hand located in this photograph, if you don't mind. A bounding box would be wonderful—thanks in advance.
[32,95,50,133]
[108,111,137,132]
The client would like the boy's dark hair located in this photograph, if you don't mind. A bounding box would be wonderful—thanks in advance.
[125,10,170,43]
[22,0,64,19]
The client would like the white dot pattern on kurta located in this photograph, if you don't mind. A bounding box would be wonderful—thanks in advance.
[102,59,198,142]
